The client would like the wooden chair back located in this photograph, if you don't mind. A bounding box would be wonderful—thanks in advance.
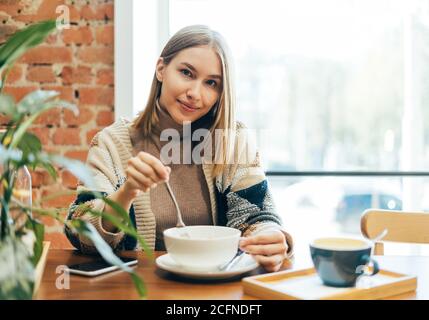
[361,209,429,255]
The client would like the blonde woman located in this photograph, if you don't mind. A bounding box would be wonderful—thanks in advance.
[65,25,293,272]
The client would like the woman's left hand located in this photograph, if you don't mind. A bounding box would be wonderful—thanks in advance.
[239,230,288,272]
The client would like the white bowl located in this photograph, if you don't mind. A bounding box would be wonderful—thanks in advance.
[163,225,241,271]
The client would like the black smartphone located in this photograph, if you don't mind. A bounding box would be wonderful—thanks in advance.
[66,257,138,277]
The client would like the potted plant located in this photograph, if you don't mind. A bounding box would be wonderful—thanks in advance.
[0,20,150,299]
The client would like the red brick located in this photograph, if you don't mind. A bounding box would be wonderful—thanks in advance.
[95,25,113,45]
[63,106,94,126]
[61,66,93,85]
[77,46,113,65]
[28,127,50,145]
[32,189,40,204]
[79,87,113,105]
[65,4,81,23]
[62,26,93,45]
[0,24,18,44]
[30,169,54,188]
[3,86,38,102]
[96,110,114,126]
[34,214,57,227]
[20,46,72,64]
[81,4,113,20]
[6,64,22,83]
[30,171,43,188]
[0,2,24,18]
[96,69,114,85]
[43,146,58,154]
[41,195,75,210]
[86,128,100,145]
[61,169,79,189]
[33,109,61,126]
[64,150,88,162]
[80,5,97,20]
[15,0,80,23]
[46,33,58,45]
[53,128,81,145]
[60,66,72,84]
[41,186,76,208]
[27,66,56,83]
[98,3,114,20]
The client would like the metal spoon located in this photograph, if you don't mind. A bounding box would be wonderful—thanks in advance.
[218,249,245,271]
[165,180,189,237]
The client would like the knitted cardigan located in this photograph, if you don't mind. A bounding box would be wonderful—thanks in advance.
[64,118,293,255]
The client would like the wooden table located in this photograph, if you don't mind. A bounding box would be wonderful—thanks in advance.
[35,250,429,300]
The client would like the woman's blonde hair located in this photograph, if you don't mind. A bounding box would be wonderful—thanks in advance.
[133,25,236,178]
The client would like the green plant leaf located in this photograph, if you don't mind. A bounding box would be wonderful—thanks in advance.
[24,217,44,267]
[78,191,153,260]
[0,94,15,118]
[130,273,147,299]
[0,20,56,74]
[0,236,35,299]
[70,220,146,298]
[101,199,153,258]
[70,220,131,269]
[85,205,153,261]
[17,132,42,158]
[40,162,57,180]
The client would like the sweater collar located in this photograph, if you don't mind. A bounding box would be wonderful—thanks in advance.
[153,98,185,137]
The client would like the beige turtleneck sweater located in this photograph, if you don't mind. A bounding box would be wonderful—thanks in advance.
[128,101,213,250]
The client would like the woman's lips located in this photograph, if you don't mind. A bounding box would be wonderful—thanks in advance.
[177,100,198,113]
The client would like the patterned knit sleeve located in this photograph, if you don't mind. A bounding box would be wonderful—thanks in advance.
[218,123,294,256]
[64,131,131,254]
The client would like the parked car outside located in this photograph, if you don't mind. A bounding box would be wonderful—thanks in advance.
[335,185,403,234]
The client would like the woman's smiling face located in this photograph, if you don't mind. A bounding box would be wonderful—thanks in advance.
[156,45,223,124]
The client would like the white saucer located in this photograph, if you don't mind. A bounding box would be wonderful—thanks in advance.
[156,253,260,280]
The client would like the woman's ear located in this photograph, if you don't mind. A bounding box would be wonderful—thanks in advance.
[155,57,165,82]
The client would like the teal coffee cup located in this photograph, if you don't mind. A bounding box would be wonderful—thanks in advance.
[310,237,379,287]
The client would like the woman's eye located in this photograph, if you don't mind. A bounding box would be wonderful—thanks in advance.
[180,69,192,77]
[207,80,217,87]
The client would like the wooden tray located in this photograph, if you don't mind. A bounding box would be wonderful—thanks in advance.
[242,267,417,300]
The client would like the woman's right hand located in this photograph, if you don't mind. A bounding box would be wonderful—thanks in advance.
[123,151,171,195]
[102,152,170,233]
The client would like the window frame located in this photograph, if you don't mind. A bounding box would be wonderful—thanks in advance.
[114,0,169,121]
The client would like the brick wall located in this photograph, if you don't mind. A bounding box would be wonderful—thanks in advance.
[0,0,115,248]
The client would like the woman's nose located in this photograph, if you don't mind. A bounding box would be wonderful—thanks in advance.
[186,81,202,101]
